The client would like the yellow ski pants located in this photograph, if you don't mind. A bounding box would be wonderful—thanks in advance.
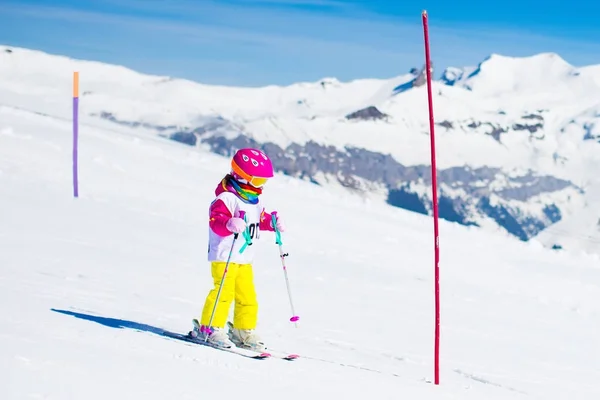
[200,262,258,330]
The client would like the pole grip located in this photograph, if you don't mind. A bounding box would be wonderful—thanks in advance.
[271,212,282,245]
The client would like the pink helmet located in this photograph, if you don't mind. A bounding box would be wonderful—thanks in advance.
[231,148,274,187]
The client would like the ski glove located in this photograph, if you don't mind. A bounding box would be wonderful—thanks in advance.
[226,217,247,234]
[271,212,286,232]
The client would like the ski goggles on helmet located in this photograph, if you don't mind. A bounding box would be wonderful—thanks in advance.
[248,176,269,187]
[231,163,270,187]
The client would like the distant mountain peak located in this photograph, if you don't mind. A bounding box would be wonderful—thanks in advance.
[438,52,594,97]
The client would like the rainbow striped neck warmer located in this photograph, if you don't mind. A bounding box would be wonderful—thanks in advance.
[221,174,262,204]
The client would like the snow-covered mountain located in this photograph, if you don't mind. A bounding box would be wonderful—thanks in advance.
[2,45,600,252]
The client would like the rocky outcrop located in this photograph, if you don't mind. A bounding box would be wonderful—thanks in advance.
[200,133,581,241]
[94,112,582,241]
[345,106,388,121]
[583,123,599,141]
[462,113,546,142]
[393,64,431,94]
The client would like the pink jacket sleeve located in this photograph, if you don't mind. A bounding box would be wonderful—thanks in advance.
[260,209,275,232]
[209,199,233,237]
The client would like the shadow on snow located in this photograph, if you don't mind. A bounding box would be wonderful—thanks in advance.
[50,308,195,344]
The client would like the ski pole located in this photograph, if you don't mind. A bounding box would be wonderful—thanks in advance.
[204,211,245,340]
[271,212,300,327]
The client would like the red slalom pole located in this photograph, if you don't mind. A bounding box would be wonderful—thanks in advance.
[421,10,440,385]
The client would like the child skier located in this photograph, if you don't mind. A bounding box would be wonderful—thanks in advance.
[191,148,285,351]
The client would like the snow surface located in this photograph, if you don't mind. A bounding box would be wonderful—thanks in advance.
[2,100,600,399]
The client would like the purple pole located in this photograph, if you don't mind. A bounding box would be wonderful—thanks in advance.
[73,72,79,198]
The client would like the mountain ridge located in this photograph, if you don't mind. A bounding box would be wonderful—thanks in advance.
[2,44,599,251]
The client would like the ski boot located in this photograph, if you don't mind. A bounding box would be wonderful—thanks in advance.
[190,318,234,348]
[227,321,267,352]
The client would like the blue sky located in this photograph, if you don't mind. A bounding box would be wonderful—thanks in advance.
[1,0,600,86]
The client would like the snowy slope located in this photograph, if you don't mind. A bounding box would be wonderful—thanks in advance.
[1,46,598,170]
[1,45,600,251]
[580,64,600,87]
[441,53,596,101]
[2,100,600,399]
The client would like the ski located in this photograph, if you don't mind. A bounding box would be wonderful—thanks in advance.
[227,321,300,361]
[161,331,271,360]
[224,322,299,361]
[232,345,298,361]
[270,352,300,361]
